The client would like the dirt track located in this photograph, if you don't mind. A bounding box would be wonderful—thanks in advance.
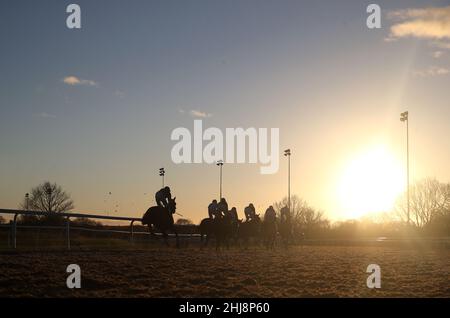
[0,245,449,297]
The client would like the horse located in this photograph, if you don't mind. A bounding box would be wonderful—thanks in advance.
[199,213,236,250]
[261,216,277,250]
[278,218,293,248]
[237,215,262,247]
[142,197,179,247]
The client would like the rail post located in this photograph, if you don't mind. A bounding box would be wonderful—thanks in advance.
[130,220,135,243]
[66,216,71,250]
[0,209,144,249]
[8,220,12,248]
[13,213,18,249]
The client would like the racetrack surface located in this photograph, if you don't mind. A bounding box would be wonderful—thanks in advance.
[0,245,449,297]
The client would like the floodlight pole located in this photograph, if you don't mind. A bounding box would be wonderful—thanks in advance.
[217,161,224,200]
[25,193,29,211]
[288,154,290,211]
[406,115,410,225]
[159,168,165,188]
[400,111,410,225]
[284,149,291,212]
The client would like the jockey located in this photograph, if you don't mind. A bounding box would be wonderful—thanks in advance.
[264,206,277,223]
[155,186,172,208]
[244,203,256,221]
[228,207,239,223]
[280,206,291,223]
[217,198,229,217]
[208,200,220,219]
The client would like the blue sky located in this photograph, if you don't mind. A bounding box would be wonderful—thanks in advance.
[1,0,449,222]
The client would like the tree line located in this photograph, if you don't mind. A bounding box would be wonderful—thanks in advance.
[272,178,450,238]
[5,178,449,238]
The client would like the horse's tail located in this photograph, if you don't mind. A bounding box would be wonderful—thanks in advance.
[199,218,210,242]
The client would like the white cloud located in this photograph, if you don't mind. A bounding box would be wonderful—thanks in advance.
[114,90,125,98]
[178,108,212,118]
[388,6,450,40]
[62,76,97,86]
[383,36,398,43]
[190,110,212,118]
[432,51,444,58]
[412,66,450,77]
[35,112,56,119]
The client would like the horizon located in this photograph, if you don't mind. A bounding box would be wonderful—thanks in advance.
[1,0,450,224]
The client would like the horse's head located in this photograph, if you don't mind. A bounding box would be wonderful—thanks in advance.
[167,197,177,214]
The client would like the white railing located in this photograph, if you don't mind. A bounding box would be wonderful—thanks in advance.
[0,209,198,250]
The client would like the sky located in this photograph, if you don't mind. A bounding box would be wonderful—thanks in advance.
[0,0,449,223]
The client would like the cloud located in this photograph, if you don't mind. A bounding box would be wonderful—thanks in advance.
[62,76,97,86]
[412,66,449,77]
[432,51,444,58]
[190,110,212,118]
[35,112,56,119]
[178,108,212,118]
[383,36,398,43]
[388,6,450,40]
[114,90,125,98]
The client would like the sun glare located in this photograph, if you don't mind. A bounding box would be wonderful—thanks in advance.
[337,145,405,220]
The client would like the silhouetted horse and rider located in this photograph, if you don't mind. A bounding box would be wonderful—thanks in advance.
[142,186,179,247]
[278,206,293,246]
[200,199,284,249]
[235,203,261,247]
[142,188,293,249]
[200,198,240,249]
[262,206,277,249]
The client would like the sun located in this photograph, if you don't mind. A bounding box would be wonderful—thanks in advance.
[337,145,405,219]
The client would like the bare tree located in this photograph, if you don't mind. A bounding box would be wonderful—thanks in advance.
[274,195,306,221]
[19,181,74,213]
[395,178,450,227]
[175,218,193,225]
[274,195,329,236]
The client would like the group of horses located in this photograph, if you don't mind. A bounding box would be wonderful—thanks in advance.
[141,197,294,249]
[199,212,294,249]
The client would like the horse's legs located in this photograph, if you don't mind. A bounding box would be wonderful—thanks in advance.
[263,229,269,249]
[148,225,156,243]
[215,234,221,251]
[162,231,169,247]
[271,232,276,250]
[200,232,204,249]
[233,228,239,246]
[224,230,229,249]
[174,227,179,248]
